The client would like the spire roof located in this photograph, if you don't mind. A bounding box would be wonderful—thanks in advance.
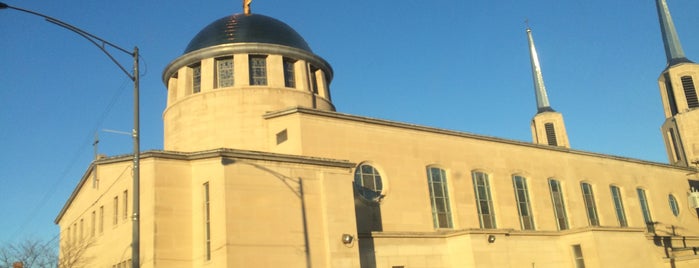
[526,27,554,113]
[655,0,692,66]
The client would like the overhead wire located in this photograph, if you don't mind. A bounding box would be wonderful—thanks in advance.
[9,77,131,243]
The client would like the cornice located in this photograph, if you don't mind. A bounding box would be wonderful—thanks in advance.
[265,106,697,172]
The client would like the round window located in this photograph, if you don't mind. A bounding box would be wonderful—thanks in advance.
[354,164,384,202]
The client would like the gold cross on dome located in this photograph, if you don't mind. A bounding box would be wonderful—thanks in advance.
[244,0,252,15]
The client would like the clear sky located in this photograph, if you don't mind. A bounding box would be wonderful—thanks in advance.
[1,0,697,245]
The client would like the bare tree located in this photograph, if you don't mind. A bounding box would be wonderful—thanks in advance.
[0,238,94,268]
[0,239,56,268]
[56,239,94,268]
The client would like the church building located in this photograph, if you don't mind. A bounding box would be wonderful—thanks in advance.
[55,0,699,267]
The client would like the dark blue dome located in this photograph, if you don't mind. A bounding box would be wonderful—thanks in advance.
[184,13,312,54]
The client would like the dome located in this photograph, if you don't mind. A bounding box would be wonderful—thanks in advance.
[184,13,312,54]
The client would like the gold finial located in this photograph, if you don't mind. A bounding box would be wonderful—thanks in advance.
[244,0,252,15]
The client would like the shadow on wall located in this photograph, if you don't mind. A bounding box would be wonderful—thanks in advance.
[353,183,382,268]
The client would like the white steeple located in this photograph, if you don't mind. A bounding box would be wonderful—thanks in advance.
[655,0,692,66]
[526,27,554,113]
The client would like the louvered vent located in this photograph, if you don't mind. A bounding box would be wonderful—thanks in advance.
[545,123,558,146]
[681,76,698,108]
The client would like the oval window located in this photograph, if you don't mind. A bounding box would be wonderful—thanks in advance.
[669,194,680,217]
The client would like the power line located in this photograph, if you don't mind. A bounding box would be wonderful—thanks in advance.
[9,78,131,242]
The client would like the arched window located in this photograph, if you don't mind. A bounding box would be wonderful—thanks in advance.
[512,175,535,230]
[669,194,680,217]
[580,182,599,226]
[610,185,627,227]
[637,188,653,232]
[473,171,496,229]
[549,179,569,230]
[354,163,383,201]
[427,167,452,229]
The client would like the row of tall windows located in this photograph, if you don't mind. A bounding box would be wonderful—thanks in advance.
[190,55,307,91]
[64,190,127,244]
[423,169,667,231]
[351,164,679,232]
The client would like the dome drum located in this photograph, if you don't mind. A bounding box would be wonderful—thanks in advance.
[163,43,333,85]
[161,12,335,152]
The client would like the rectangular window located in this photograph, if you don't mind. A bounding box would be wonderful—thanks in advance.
[573,244,586,268]
[123,190,128,220]
[610,186,627,227]
[204,182,211,261]
[99,206,104,233]
[665,73,679,115]
[283,58,296,88]
[309,66,319,94]
[668,128,682,161]
[637,188,654,232]
[79,219,84,241]
[427,167,453,229]
[249,55,267,85]
[681,76,698,108]
[580,183,599,226]
[216,57,234,88]
[473,171,496,229]
[192,63,201,93]
[73,223,77,243]
[544,123,558,146]
[549,179,569,230]
[91,211,96,237]
[513,175,535,230]
[113,196,119,225]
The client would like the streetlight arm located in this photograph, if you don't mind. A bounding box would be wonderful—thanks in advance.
[2,3,142,268]
[0,2,135,80]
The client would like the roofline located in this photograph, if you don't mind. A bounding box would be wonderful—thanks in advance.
[54,148,354,224]
[264,106,697,171]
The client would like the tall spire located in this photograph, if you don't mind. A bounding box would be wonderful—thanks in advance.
[655,0,692,66]
[527,25,570,148]
[526,26,554,113]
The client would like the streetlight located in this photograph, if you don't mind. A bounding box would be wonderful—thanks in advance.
[0,3,141,267]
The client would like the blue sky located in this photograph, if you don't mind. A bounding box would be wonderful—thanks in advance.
[1,0,697,245]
